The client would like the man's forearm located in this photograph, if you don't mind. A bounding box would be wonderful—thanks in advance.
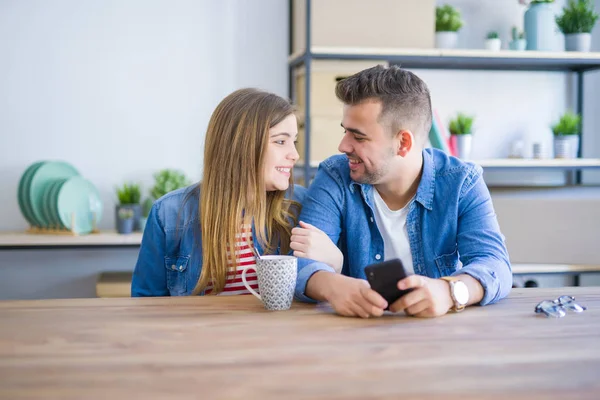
[456,274,484,306]
[305,271,336,301]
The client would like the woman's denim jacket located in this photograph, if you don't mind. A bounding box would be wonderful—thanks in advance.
[131,184,307,296]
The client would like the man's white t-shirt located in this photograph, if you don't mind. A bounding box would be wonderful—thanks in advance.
[372,189,415,275]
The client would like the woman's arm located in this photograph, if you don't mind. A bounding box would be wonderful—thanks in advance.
[290,221,343,273]
[131,203,169,296]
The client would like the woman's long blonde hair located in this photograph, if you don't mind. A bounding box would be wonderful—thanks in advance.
[192,88,300,295]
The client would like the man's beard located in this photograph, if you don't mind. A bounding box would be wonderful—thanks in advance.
[349,150,394,185]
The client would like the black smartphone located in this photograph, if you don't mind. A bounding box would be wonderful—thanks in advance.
[365,258,413,309]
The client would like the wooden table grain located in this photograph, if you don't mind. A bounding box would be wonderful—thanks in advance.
[1,287,599,399]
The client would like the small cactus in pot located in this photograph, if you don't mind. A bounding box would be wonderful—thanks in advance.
[509,26,527,50]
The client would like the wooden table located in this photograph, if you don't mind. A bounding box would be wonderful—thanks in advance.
[1,288,599,399]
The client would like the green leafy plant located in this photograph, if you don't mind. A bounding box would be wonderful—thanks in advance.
[449,113,475,135]
[142,197,154,218]
[520,0,554,5]
[487,31,499,39]
[116,183,141,205]
[117,208,134,220]
[556,0,599,34]
[436,5,463,32]
[551,111,581,135]
[511,26,526,40]
[150,169,190,200]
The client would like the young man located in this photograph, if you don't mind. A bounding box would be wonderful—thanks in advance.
[291,65,512,318]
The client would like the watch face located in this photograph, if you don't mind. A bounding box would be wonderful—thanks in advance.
[454,281,469,305]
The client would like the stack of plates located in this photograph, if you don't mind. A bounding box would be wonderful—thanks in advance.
[17,161,103,234]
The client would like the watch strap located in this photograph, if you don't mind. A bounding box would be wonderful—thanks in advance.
[440,276,466,312]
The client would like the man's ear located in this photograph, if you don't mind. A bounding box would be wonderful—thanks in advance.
[396,130,414,157]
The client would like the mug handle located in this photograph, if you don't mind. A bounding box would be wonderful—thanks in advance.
[241,266,261,300]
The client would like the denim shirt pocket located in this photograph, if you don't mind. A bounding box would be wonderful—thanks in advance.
[164,255,190,296]
[434,248,460,277]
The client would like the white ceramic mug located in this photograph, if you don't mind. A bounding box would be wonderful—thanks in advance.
[241,255,297,311]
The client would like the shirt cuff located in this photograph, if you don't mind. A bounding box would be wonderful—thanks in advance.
[294,261,335,303]
[453,262,509,306]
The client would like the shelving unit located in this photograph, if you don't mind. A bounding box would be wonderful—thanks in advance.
[0,231,142,250]
[298,158,600,169]
[295,158,600,178]
[288,0,600,184]
[475,158,600,168]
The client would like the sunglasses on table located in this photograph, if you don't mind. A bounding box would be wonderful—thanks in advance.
[535,295,587,318]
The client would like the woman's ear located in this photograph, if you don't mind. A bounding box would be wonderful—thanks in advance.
[396,130,414,157]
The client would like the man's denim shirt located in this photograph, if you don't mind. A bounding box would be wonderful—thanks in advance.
[295,148,512,306]
[131,184,307,297]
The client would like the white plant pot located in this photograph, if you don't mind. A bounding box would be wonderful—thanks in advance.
[532,142,546,159]
[436,32,458,49]
[485,38,502,51]
[565,33,592,52]
[553,135,579,159]
[454,134,473,159]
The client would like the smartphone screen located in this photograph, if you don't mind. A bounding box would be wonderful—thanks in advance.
[365,258,413,309]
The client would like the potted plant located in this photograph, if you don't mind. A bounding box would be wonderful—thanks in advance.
[116,208,135,234]
[150,169,190,201]
[551,111,581,158]
[509,26,527,50]
[435,4,463,49]
[139,197,153,232]
[116,182,142,231]
[522,0,556,51]
[485,31,502,51]
[555,0,599,52]
[449,113,475,159]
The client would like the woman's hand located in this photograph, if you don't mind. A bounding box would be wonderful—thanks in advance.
[290,221,343,273]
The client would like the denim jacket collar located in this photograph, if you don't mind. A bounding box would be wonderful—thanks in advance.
[415,149,435,211]
[349,149,435,211]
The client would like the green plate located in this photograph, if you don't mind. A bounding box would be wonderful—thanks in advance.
[28,161,79,229]
[18,161,46,227]
[49,179,68,229]
[41,179,62,229]
[57,176,102,234]
[39,180,54,228]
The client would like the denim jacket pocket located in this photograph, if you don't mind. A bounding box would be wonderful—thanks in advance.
[434,248,459,277]
[164,255,190,296]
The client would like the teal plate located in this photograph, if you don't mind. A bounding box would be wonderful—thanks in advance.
[47,179,68,229]
[28,161,79,228]
[41,179,64,229]
[18,162,46,227]
[39,180,55,228]
[57,176,102,234]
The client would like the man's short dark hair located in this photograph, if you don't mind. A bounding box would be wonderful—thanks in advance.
[335,65,432,143]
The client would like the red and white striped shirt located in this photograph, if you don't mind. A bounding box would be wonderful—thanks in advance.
[204,224,258,296]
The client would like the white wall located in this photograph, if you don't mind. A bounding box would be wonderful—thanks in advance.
[2,0,598,231]
[0,0,289,231]
[0,0,290,300]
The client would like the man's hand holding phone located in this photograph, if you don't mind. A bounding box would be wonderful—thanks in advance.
[364,258,454,318]
[388,275,454,318]
[308,272,388,318]
[307,258,467,319]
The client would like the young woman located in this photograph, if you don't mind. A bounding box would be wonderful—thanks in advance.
[131,88,341,297]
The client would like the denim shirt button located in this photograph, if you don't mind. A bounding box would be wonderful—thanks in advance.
[370,217,374,223]
[375,254,381,260]
[171,264,177,271]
